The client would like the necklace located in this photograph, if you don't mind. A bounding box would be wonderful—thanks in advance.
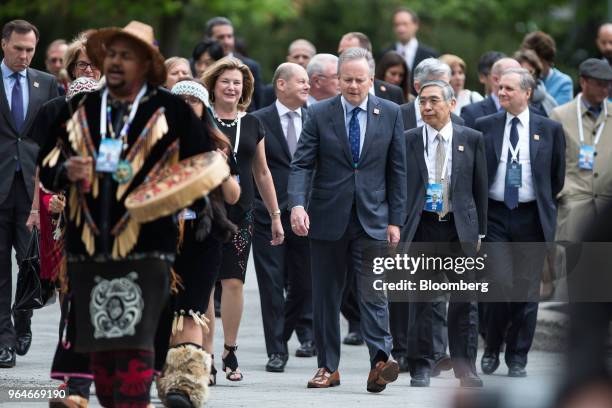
[212,107,240,128]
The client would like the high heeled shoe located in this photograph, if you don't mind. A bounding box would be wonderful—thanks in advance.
[222,344,243,381]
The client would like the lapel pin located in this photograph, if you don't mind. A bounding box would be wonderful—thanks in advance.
[458,145,464,152]
[33,81,39,88]
[373,108,380,115]
[380,85,387,92]
[534,134,540,141]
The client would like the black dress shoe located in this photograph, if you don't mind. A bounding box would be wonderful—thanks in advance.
[295,341,316,357]
[508,364,527,377]
[410,370,430,387]
[15,332,32,356]
[342,332,364,346]
[459,372,484,388]
[397,355,411,373]
[481,351,500,375]
[431,354,452,377]
[265,353,288,372]
[0,347,16,368]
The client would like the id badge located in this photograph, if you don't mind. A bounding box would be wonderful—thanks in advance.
[425,183,444,212]
[507,161,522,188]
[179,209,197,220]
[96,138,123,173]
[578,145,595,170]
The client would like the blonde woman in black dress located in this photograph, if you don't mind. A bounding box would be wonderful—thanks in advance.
[202,57,284,382]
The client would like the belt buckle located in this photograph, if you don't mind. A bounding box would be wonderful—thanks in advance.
[437,213,449,222]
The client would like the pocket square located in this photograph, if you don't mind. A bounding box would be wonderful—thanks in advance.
[533,134,540,141]
[458,145,464,152]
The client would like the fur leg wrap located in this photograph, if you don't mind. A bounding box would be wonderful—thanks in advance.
[157,344,211,407]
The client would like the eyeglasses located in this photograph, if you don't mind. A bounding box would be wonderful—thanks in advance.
[75,61,98,71]
[48,57,63,64]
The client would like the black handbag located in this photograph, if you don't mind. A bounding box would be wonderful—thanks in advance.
[13,227,55,312]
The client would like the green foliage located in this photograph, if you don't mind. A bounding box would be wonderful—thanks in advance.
[0,0,607,91]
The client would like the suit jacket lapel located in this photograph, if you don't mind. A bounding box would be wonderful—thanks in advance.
[451,124,463,192]
[360,97,379,161]
[0,73,17,134]
[493,113,505,164]
[268,105,291,161]
[22,68,41,135]
[529,113,541,163]
[485,96,497,116]
[412,128,429,186]
[330,96,353,164]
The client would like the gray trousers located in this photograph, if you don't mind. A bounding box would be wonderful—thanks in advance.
[310,212,392,372]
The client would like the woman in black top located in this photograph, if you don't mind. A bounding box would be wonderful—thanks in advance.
[202,57,284,382]
[155,80,240,406]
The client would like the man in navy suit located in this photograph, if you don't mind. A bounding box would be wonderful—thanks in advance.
[289,47,406,392]
[475,68,565,378]
[401,80,488,388]
[338,32,405,105]
[461,58,520,129]
[337,32,403,347]
[0,20,58,368]
[252,63,315,373]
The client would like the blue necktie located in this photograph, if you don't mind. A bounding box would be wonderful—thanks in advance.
[348,107,360,165]
[504,117,520,210]
[11,72,24,133]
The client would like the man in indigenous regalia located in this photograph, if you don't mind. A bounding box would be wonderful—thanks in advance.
[39,21,212,408]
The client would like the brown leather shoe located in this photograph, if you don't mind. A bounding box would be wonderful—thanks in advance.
[49,395,88,408]
[307,367,340,388]
[367,359,400,393]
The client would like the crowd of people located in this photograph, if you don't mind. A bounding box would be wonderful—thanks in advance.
[0,7,611,408]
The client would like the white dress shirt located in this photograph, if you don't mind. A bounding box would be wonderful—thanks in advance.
[397,38,419,70]
[275,99,302,142]
[341,95,368,155]
[423,121,453,183]
[489,108,536,202]
[414,97,424,128]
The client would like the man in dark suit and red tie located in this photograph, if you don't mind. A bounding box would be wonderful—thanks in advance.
[0,19,59,368]
[288,47,406,392]
[252,62,315,373]
[475,68,565,378]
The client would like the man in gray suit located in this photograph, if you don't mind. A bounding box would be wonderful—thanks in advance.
[0,20,59,368]
[289,47,406,392]
[402,80,488,388]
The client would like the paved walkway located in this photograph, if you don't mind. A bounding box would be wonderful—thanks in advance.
[1,255,565,407]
